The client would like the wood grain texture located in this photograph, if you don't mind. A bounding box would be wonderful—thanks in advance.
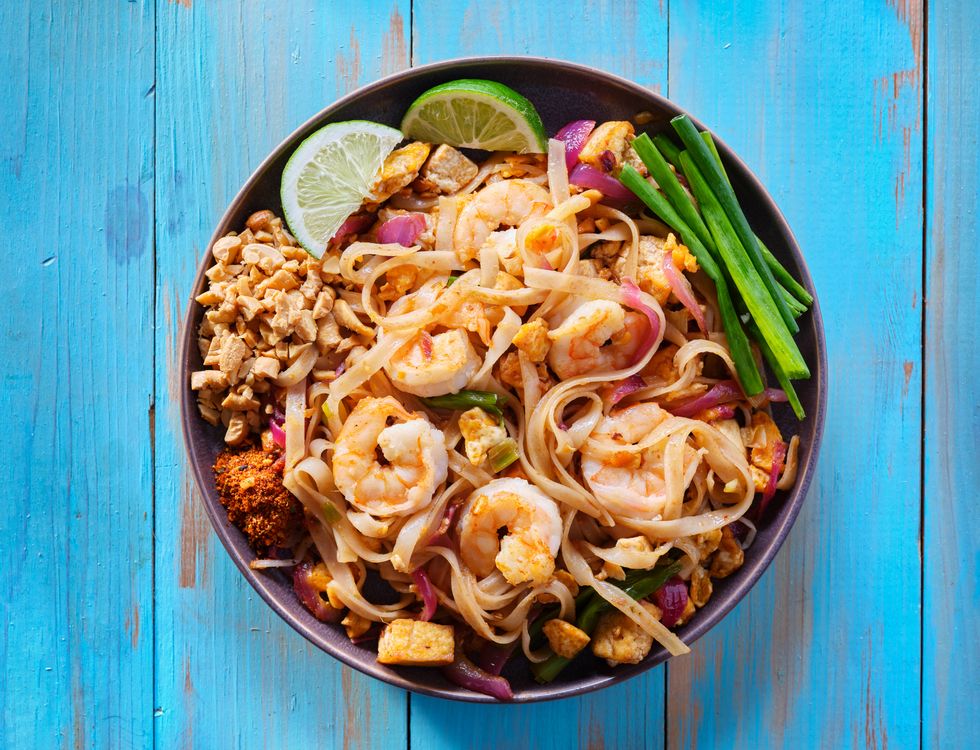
[0,2,156,748]
[152,2,409,748]
[923,1,980,747]
[409,2,669,747]
[666,2,923,748]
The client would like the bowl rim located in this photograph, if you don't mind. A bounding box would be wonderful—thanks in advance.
[180,54,827,703]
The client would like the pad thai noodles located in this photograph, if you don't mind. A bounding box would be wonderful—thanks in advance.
[191,96,806,698]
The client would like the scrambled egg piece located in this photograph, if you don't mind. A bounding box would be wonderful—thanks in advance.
[543,619,591,659]
[673,597,697,626]
[708,526,744,579]
[747,412,784,490]
[593,234,699,305]
[591,600,662,666]
[689,565,713,608]
[459,407,507,466]
[341,611,372,640]
[497,352,555,395]
[378,264,419,302]
[377,619,455,666]
[512,319,550,363]
[750,412,784,473]
[370,142,431,203]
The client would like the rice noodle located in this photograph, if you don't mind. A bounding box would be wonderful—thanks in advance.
[222,155,804,683]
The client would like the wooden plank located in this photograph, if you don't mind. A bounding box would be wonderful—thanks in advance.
[923,1,980,747]
[152,2,410,748]
[665,2,923,748]
[0,2,156,748]
[409,2,669,747]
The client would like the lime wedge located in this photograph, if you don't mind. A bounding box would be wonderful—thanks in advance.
[400,79,547,154]
[280,120,403,257]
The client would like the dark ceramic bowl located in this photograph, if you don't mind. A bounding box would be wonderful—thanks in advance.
[181,57,827,703]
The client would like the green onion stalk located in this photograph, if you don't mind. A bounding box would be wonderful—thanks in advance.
[671,115,800,334]
[531,562,681,684]
[678,152,809,379]
[421,389,508,419]
[619,165,764,395]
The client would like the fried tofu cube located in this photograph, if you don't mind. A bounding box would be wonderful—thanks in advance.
[512,318,551,363]
[458,407,508,466]
[418,144,479,194]
[591,600,661,666]
[542,619,591,659]
[376,619,455,666]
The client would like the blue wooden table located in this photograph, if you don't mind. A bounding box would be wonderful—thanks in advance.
[1,1,976,747]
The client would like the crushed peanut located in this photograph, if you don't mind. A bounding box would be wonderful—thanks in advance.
[191,210,356,444]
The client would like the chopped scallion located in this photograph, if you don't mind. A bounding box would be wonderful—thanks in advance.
[487,438,519,473]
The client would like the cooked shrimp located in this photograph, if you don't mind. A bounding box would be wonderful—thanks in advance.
[454,179,552,260]
[547,299,647,379]
[382,279,482,397]
[580,402,695,518]
[332,396,449,517]
[458,477,562,586]
[386,328,482,397]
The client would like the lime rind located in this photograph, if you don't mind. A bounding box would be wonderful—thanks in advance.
[400,79,547,153]
[280,120,403,257]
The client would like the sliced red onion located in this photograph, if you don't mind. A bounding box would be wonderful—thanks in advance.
[331,213,373,243]
[269,420,286,448]
[728,520,750,545]
[569,163,637,205]
[554,119,596,170]
[670,380,744,418]
[442,652,514,701]
[411,568,438,622]
[376,212,426,246]
[653,575,688,628]
[757,440,788,517]
[662,252,708,333]
[710,404,737,420]
[335,361,347,377]
[425,502,461,549]
[621,278,662,366]
[762,387,788,403]
[293,562,344,623]
[475,641,517,677]
[609,374,647,406]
